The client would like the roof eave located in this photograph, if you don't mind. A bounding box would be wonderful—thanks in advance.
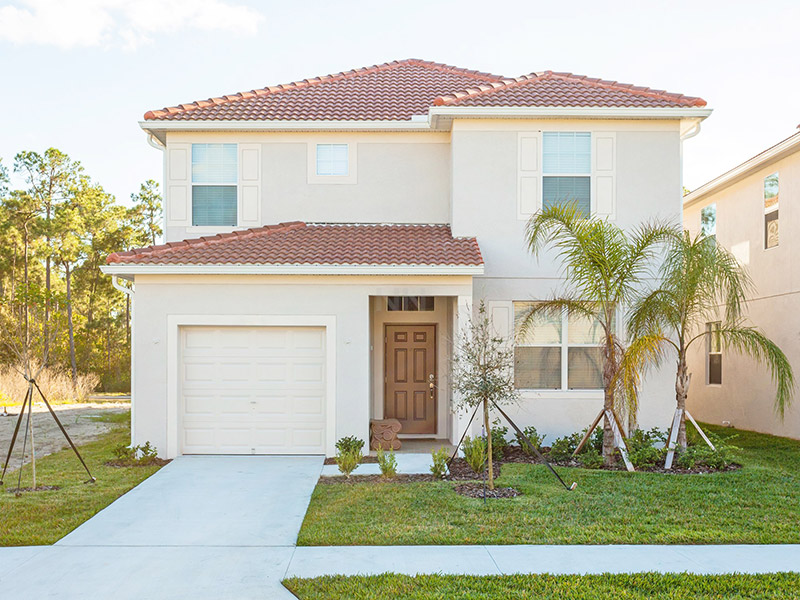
[101,264,485,276]
[684,129,800,207]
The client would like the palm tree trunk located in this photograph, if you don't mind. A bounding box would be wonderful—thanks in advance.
[483,399,494,490]
[602,340,616,465]
[675,352,690,448]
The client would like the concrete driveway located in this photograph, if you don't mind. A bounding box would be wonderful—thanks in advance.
[0,455,323,599]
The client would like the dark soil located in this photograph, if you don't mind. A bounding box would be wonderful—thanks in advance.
[7,485,60,494]
[105,458,171,468]
[318,473,441,484]
[454,483,521,498]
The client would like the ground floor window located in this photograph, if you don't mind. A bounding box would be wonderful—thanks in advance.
[707,321,722,385]
[387,296,434,311]
[513,302,605,390]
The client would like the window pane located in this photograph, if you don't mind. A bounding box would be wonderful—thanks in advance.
[515,347,561,389]
[764,173,779,249]
[707,322,721,353]
[387,296,403,311]
[700,204,716,237]
[543,176,591,217]
[316,144,349,176]
[543,132,591,174]
[568,347,604,389]
[192,143,237,184]
[418,297,435,311]
[708,353,722,385]
[192,186,237,226]
[568,310,610,344]
[403,296,420,311]
[765,210,779,249]
[514,302,561,345]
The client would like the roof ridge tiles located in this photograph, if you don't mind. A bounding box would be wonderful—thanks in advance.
[143,58,505,120]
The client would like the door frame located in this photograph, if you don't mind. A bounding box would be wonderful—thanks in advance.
[167,314,337,458]
[383,322,438,435]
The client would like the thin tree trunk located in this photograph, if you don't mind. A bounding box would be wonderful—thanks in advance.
[483,399,494,490]
[602,339,616,465]
[29,400,35,489]
[126,294,130,345]
[65,262,78,390]
[675,352,690,448]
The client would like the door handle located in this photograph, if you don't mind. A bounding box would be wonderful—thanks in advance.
[429,374,435,398]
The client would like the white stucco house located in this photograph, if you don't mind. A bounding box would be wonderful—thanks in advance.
[683,126,800,439]
[102,59,711,458]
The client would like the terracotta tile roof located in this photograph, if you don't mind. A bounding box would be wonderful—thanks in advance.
[433,71,707,108]
[106,222,484,267]
[143,59,505,121]
[143,62,706,122]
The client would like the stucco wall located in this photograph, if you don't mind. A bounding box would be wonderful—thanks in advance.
[130,274,472,457]
[683,149,800,438]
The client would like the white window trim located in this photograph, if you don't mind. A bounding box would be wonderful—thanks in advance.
[307,142,358,184]
[513,303,606,392]
[191,143,239,227]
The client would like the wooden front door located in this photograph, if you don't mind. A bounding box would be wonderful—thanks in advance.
[384,324,437,434]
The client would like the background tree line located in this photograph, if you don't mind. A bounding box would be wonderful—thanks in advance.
[0,148,161,395]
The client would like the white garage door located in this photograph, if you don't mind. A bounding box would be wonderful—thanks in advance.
[180,326,326,454]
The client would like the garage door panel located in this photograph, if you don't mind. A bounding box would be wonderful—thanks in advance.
[181,326,326,455]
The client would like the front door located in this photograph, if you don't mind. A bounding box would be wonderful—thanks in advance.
[384,324,437,434]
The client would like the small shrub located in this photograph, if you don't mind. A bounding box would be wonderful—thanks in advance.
[336,436,365,455]
[113,443,136,461]
[112,442,160,465]
[577,445,604,469]
[488,422,508,461]
[336,448,362,478]
[461,436,487,474]
[677,433,737,470]
[626,427,667,468]
[548,431,584,461]
[515,426,545,455]
[590,426,604,454]
[430,447,449,479]
[376,447,398,478]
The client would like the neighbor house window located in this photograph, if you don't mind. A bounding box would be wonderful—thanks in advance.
[700,203,716,238]
[542,132,591,217]
[387,296,434,311]
[316,144,349,176]
[191,143,237,226]
[707,321,722,385]
[764,172,779,249]
[513,302,604,390]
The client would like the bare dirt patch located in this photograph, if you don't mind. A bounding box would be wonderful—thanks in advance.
[0,402,130,469]
[454,483,521,498]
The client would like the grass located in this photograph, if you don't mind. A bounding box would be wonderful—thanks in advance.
[0,411,163,546]
[283,573,800,599]
[297,425,800,546]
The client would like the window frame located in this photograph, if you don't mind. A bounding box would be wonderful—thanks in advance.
[706,321,723,386]
[387,296,435,312]
[542,131,592,217]
[190,143,238,227]
[513,302,606,391]
[307,141,358,184]
[764,172,779,250]
[700,203,717,239]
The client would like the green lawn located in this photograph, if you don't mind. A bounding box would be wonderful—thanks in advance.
[297,425,800,546]
[284,573,800,599]
[0,412,163,546]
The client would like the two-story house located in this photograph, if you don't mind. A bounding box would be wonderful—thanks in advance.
[102,59,710,458]
[683,126,800,439]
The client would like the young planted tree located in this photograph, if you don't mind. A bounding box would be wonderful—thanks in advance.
[130,179,163,247]
[522,203,674,465]
[451,302,519,490]
[626,231,794,449]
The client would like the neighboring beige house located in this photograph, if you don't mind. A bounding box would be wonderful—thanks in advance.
[102,59,710,458]
[684,127,800,439]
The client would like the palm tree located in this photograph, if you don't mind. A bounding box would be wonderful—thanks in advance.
[522,203,675,465]
[626,230,794,449]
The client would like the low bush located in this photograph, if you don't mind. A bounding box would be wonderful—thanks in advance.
[461,436,486,474]
[488,423,508,461]
[548,431,584,461]
[376,447,398,478]
[430,447,449,479]
[335,436,364,477]
[577,445,604,469]
[515,426,545,455]
[626,428,667,468]
[111,441,161,466]
[676,433,737,469]
[335,436,365,455]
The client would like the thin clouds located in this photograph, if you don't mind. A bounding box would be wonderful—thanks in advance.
[0,0,264,49]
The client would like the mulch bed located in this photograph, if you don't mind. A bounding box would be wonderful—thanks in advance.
[105,458,171,468]
[323,456,378,466]
[318,473,441,484]
[454,482,521,499]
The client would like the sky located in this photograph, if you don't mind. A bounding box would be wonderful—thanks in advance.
[0,0,798,206]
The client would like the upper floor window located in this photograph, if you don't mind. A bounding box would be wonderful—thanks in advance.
[513,301,605,390]
[700,203,716,238]
[191,143,237,227]
[542,132,591,217]
[387,296,434,311]
[764,172,779,249]
[316,144,349,176]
